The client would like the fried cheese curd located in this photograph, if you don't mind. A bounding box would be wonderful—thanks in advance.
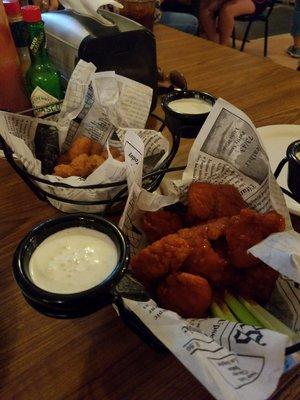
[68,136,93,161]
[157,272,212,318]
[131,234,190,287]
[53,164,74,178]
[142,210,183,242]
[53,136,124,178]
[226,209,285,268]
[187,183,246,223]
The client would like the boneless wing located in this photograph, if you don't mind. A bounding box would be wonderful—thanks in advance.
[142,210,183,242]
[226,209,285,268]
[237,263,279,304]
[157,272,212,318]
[178,217,230,243]
[131,234,190,287]
[187,183,246,223]
[176,218,233,286]
[182,237,234,287]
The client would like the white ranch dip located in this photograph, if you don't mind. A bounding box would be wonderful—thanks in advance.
[29,227,118,294]
[168,98,212,115]
[296,151,300,160]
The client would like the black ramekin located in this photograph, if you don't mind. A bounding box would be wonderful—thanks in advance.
[162,90,216,138]
[287,140,300,202]
[13,214,130,318]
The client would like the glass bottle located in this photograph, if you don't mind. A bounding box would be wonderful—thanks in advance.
[4,0,31,76]
[22,5,63,117]
[0,0,30,112]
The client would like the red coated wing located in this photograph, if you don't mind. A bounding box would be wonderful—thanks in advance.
[142,210,183,242]
[157,272,212,318]
[187,183,246,223]
[131,234,190,287]
[226,209,285,268]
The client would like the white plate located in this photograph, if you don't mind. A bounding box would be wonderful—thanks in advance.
[257,125,300,216]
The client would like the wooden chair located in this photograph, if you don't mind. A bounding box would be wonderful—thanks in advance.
[232,0,278,57]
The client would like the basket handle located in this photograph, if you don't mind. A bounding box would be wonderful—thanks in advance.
[0,115,181,207]
[274,157,300,203]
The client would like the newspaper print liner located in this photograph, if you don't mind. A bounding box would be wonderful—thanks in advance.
[118,99,300,400]
[0,61,169,213]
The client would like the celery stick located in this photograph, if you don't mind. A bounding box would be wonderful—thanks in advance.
[224,292,261,326]
[238,296,296,340]
[210,302,226,320]
[219,302,238,322]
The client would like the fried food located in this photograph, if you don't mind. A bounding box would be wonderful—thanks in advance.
[53,164,75,178]
[68,136,93,161]
[52,134,124,178]
[116,154,125,162]
[53,154,105,178]
[57,152,70,164]
[142,210,183,242]
[157,272,212,318]
[182,236,232,287]
[226,209,285,268]
[131,234,190,287]
[86,154,106,171]
[102,147,121,160]
[187,183,246,223]
[178,217,230,243]
[132,182,286,318]
[237,263,279,304]
[70,153,93,178]
[90,142,103,155]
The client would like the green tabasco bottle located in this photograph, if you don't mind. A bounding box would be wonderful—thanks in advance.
[21,5,63,117]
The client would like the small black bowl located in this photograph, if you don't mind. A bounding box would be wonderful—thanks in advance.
[13,214,130,318]
[162,90,216,138]
[287,140,300,202]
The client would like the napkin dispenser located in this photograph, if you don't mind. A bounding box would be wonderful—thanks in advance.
[42,8,158,109]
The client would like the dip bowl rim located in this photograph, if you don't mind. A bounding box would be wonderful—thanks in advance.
[162,89,216,120]
[13,213,130,306]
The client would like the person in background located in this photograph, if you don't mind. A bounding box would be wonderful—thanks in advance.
[157,0,199,35]
[286,0,300,58]
[29,0,60,10]
[199,0,268,46]
[41,0,199,36]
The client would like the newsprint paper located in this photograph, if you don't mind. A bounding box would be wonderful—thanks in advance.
[0,60,168,213]
[119,99,300,400]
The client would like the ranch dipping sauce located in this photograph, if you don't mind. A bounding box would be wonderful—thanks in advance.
[29,227,118,294]
[296,151,300,161]
[168,98,212,115]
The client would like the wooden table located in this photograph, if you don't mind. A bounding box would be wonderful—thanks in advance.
[1,25,300,400]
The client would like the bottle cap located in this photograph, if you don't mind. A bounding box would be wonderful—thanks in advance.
[21,5,42,23]
[3,0,21,17]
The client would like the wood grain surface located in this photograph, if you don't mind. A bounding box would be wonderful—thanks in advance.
[0,25,300,400]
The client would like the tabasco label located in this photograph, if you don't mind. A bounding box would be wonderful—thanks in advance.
[30,31,45,55]
[31,86,60,117]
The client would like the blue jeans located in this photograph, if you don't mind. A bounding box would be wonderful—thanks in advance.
[291,0,300,37]
[160,12,199,35]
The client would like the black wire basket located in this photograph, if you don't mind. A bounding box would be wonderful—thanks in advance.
[0,114,181,215]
